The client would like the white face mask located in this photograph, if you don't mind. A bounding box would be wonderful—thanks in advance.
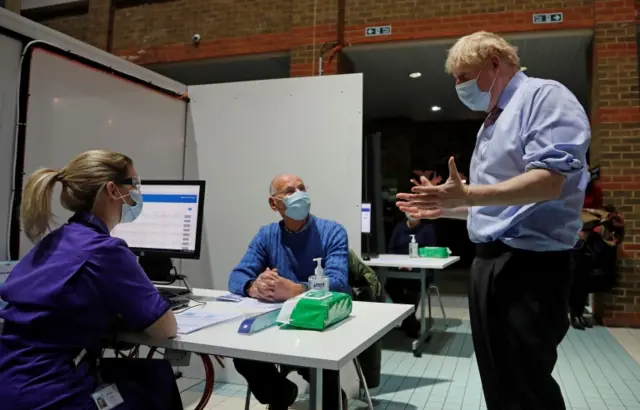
[455,61,498,112]
[117,189,144,224]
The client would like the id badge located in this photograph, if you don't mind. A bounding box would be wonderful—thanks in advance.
[91,384,124,410]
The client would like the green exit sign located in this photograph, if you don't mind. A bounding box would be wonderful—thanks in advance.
[533,12,563,24]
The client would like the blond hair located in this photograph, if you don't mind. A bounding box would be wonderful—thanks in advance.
[20,150,133,242]
[445,31,520,74]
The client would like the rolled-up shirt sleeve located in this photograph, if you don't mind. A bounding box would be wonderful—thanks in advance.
[522,84,590,180]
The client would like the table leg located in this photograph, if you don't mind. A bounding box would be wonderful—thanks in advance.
[309,368,323,410]
[412,269,432,357]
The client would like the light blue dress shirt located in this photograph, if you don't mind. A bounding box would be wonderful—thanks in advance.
[468,72,590,251]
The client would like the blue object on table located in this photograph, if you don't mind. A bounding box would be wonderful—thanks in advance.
[237,309,281,334]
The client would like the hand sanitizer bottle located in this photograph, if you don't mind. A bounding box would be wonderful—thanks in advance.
[309,257,330,291]
[409,234,419,258]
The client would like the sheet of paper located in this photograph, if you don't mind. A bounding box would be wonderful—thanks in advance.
[176,311,244,334]
[238,298,284,310]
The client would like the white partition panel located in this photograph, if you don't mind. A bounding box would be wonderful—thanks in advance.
[184,74,363,290]
[20,48,187,256]
[183,74,363,392]
[0,35,22,260]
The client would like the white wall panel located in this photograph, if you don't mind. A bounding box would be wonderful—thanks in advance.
[0,35,22,260]
[20,48,187,255]
[184,74,363,290]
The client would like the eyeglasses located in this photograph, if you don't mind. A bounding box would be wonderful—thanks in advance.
[273,184,307,198]
[116,177,142,191]
[271,184,309,201]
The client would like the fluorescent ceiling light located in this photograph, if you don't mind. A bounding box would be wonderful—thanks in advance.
[431,105,442,112]
[409,72,422,78]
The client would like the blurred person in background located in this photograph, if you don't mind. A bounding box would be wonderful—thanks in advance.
[385,171,440,337]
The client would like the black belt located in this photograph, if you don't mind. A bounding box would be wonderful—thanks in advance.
[476,240,570,259]
[475,241,517,258]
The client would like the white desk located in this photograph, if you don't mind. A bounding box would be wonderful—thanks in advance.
[364,254,460,357]
[120,288,413,410]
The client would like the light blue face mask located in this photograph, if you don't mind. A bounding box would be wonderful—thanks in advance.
[455,62,498,112]
[283,190,311,221]
[120,189,144,224]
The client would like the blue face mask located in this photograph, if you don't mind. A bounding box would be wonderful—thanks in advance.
[283,191,311,221]
[455,62,498,112]
[120,189,144,224]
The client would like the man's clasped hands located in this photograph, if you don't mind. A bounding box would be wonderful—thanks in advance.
[247,268,305,302]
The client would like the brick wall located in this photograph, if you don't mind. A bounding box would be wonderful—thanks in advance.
[592,0,640,326]
[14,0,640,325]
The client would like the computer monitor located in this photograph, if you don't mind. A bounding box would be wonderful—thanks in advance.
[111,180,206,283]
[361,203,372,234]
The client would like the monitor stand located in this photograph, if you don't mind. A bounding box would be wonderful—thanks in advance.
[361,235,378,260]
[138,255,191,296]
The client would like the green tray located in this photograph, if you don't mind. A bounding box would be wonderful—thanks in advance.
[418,247,450,258]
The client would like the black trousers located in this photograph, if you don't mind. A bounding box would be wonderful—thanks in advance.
[568,279,589,317]
[234,358,341,407]
[99,358,183,410]
[470,241,572,410]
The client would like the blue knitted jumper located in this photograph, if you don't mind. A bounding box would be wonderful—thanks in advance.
[228,216,350,295]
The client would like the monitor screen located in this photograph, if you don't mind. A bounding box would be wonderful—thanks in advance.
[111,180,205,259]
[361,203,371,234]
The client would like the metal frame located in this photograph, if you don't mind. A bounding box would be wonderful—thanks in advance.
[243,358,373,410]
[376,268,447,357]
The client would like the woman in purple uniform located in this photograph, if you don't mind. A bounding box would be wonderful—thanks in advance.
[0,150,179,409]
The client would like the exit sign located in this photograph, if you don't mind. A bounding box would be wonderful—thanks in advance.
[365,26,392,37]
[532,12,563,24]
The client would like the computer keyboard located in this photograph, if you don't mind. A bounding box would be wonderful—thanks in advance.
[156,286,191,299]
[168,297,189,311]
[158,289,180,300]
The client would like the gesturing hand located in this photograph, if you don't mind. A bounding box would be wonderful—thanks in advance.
[396,157,470,219]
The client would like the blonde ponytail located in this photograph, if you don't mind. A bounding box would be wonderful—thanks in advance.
[21,168,60,242]
[20,150,133,243]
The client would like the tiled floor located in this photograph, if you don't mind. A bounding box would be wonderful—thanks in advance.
[179,297,640,410]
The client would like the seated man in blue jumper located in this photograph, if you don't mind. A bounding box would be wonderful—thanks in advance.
[228,173,350,410]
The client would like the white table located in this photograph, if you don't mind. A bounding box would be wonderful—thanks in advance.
[120,288,413,410]
[364,255,460,357]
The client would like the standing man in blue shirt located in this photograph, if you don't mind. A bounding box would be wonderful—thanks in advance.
[229,173,349,409]
[397,31,590,410]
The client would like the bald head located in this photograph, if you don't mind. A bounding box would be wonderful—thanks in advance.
[268,173,310,224]
[269,174,305,196]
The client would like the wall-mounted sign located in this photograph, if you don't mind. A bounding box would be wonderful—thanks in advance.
[365,26,392,37]
[532,12,563,24]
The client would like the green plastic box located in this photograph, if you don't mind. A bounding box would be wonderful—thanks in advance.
[418,246,450,258]
[276,290,352,331]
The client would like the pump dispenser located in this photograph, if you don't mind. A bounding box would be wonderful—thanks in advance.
[309,257,330,291]
[409,234,419,258]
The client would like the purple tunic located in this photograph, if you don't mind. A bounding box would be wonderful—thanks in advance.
[0,212,170,409]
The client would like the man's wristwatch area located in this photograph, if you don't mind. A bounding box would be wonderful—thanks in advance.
[244,280,254,296]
